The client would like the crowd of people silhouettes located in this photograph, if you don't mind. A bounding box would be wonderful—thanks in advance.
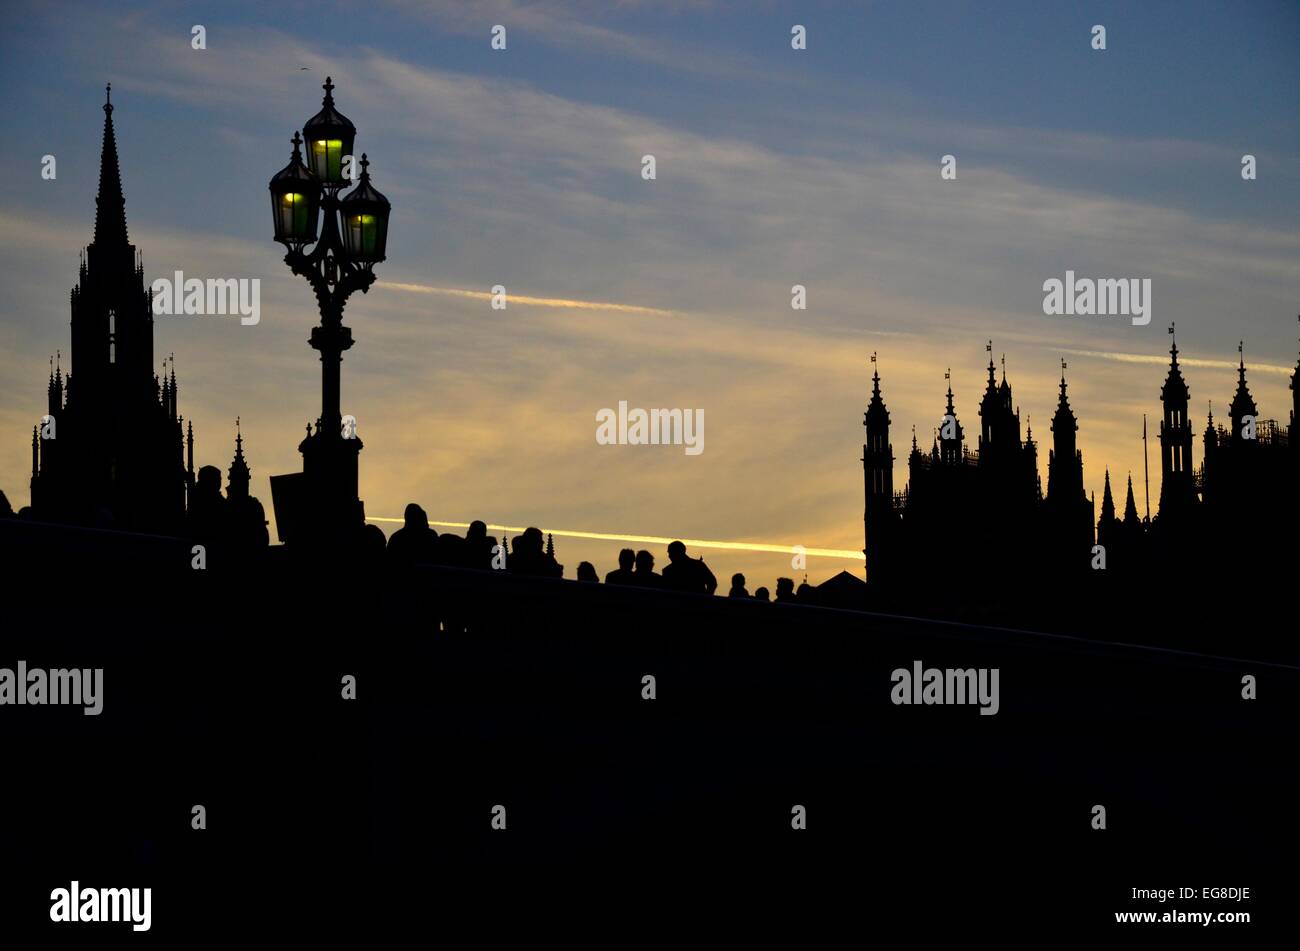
[370,502,827,604]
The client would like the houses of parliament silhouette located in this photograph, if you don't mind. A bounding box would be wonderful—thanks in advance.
[7,91,1299,609]
[863,335,1299,593]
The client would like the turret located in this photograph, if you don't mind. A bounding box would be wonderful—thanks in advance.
[862,354,895,581]
[228,418,251,500]
[1157,324,1196,519]
[1228,341,1258,444]
[938,370,963,466]
[1047,363,1084,502]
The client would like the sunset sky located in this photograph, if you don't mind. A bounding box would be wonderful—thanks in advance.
[1,1,1297,586]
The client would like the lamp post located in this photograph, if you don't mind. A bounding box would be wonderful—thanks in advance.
[268,77,391,545]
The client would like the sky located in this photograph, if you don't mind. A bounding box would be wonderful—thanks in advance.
[1,0,1297,587]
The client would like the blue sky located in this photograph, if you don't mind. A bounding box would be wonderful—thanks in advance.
[1,1,1297,583]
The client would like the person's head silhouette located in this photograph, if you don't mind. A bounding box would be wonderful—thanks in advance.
[467,520,487,543]
[754,586,770,602]
[667,540,687,563]
[731,573,745,588]
[617,548,635,570]
[362,523,386,556]
[775,577,795,600]
[635,550,655,572]
[576,561,598,582]
[404,503,429,531]
[521,526,544,553]
[196,465,222,497]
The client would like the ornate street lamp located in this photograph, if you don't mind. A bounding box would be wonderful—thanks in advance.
[301,77,356,185]
[338,155,390,264]
[269,132,320,247]
[266,76,392,546]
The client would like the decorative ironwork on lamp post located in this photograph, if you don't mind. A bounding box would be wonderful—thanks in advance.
[268,77,391,545]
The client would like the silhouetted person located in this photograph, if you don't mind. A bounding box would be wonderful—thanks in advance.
[577,561,599,583]
[386,503,439,567]
[436,529,468,567]
[360,523,387,564]
[630,550,661,588]
[754,586,770,602]
[661,540,717,595]
[465,520,496,569]
[728,573,749,598]
[774,577,797,603]
[225,488,269,554]
[605,548,636,585]
[509,526,563,577]
[796,581,816,605]
[187,465,227,556]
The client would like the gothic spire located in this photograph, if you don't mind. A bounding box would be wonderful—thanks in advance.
[1160,323,1189,404]
[865,353,890,428]
[93,83,129,246]
[1229,340,1257,431]
[228,417,251,499]
[1051,361,1076,433]
[1100,469,1115,522]
[1123,474,1140,526]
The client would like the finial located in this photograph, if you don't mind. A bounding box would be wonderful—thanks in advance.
[359,153,370,178]
[105,82,112,112]
[1238,339,1244,369]
[290,130,303,158]
[322,76,335,104]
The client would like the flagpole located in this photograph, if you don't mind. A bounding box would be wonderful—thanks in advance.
[1143,413,1150,522]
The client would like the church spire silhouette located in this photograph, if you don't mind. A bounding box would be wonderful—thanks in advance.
[939,368,963,465]
[1100,468,1115,523]
[1157,323,1196,520]
[1229,340,1258,442]
[229,417,251,499]
[93,83,128,247]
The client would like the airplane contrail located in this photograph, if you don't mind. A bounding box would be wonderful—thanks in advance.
[366,517,863,561]
[377,281,679,318]
[1059,348,1294,376]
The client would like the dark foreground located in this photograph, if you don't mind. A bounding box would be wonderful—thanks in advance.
[0,521,1295,938]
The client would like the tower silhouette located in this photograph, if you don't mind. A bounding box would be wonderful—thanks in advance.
[1157,326,1197,522]
[30,86,192,531]
[862,355,895,582]
[938,370,963,467]
[1044,364,1094,571]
